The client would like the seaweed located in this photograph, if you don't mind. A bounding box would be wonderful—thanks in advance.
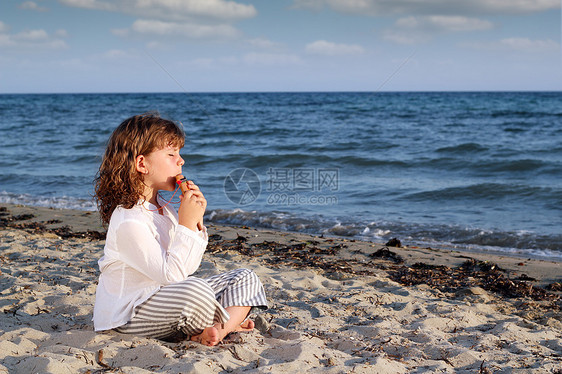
[385,238,402,247]
[0,207,105,240]
[370,248,404,264]
[388,259,559,302]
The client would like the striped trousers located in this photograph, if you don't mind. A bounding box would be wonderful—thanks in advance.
[115,268,267,341]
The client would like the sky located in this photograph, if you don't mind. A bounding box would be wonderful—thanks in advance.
[0,0,560,93]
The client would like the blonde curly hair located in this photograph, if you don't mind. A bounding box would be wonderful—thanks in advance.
[94,113,185,224]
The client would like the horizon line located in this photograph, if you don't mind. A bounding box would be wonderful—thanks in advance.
[1,89,561,95]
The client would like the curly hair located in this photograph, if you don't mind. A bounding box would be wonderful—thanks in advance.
[94,113,185,224]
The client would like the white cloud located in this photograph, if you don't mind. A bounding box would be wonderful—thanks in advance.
[101,49,132,59]
[247,38,282,49]
[62,0,254,42]
[0,22,9,33]
[58,0,115,11]
[243,52,302,66]
[55,29,69,38]
[19,1,49,12]
[384,15,492,44]
[136,0,256,21]
[465,37,560,53]
[218,56,239,65]
[396,15,493,32]
[59,0,257,21]
[0,25,68,49]
[15,29,49,41]
[128,19,241,39]
[181,55,243,69]
[182,53,300,69]
[498,37,559,52]
[305,40,365,55]
[111,28,129,37]
[293,0,560,15]
[190,57,217,69]
[146,41,167,50]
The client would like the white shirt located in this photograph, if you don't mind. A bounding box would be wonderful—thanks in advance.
[93,198,208,331]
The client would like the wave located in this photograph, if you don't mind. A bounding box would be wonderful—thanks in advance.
[205,208,562,261]
[0,191,96,211]
[482,159,552,173]
[491,110,562,118]
[191,153,409,169]
[436,142,489,154]
[191,152,556,177]
[403,183,558,203]
[421,157,558,175]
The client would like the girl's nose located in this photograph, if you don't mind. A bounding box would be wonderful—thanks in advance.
[178,156,185,166]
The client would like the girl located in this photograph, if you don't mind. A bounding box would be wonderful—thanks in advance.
[93,113,267,346]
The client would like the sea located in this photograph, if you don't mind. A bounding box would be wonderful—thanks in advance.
[0,92,560,261]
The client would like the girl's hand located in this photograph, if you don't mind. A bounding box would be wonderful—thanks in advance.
[177,181,206,231]
[186,181,207,210]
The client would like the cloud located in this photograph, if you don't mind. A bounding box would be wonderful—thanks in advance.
[19,1,49,11]
[59,0,257,21]
[100,49,133,59]
[0,24,68,49]
[111,28,128,38]
[14,29,49,42]
[498,37,559,52]
[55,29,69,38]
[396,15,492,32]
[465,37,560,53]
[384,15,493,44]
[58,0,115,11]
[62,0,255,42]
[305,40,365,55]
[292,0,560,16]
[117,19,241,40]
[174,53,300,69]
[247,38,282,49]
[243,52,302,66]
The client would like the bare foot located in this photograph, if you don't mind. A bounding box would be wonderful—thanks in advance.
[235,319,254,332]
[222,320,255,343]
[191,326,220,346]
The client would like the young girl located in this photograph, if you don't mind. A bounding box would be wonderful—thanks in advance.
[93,113,267,346]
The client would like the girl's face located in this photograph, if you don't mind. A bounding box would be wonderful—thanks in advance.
[142,145,185,192]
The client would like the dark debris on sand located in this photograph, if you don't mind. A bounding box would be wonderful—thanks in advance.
[207,233,560,312]
[0,207,106,240]
[207,234,376,276]
[370,247,404,264]
[389,258,559,302]
[384,238,402,248]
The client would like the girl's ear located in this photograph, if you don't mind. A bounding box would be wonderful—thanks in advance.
[136,154,148,174]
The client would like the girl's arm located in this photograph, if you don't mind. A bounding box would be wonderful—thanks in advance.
[114,219,207,284]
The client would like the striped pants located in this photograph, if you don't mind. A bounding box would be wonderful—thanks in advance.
[115,268,267,341]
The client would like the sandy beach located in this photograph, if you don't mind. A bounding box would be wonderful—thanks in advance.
[1,203,560,373]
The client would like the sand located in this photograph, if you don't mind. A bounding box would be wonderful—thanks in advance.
[0,203,561,373]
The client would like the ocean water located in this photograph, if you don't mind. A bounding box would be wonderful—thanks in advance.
[0,92,560,260]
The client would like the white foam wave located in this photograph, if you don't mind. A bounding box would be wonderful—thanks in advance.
[0,191,96,211]
[205,208,562,262]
